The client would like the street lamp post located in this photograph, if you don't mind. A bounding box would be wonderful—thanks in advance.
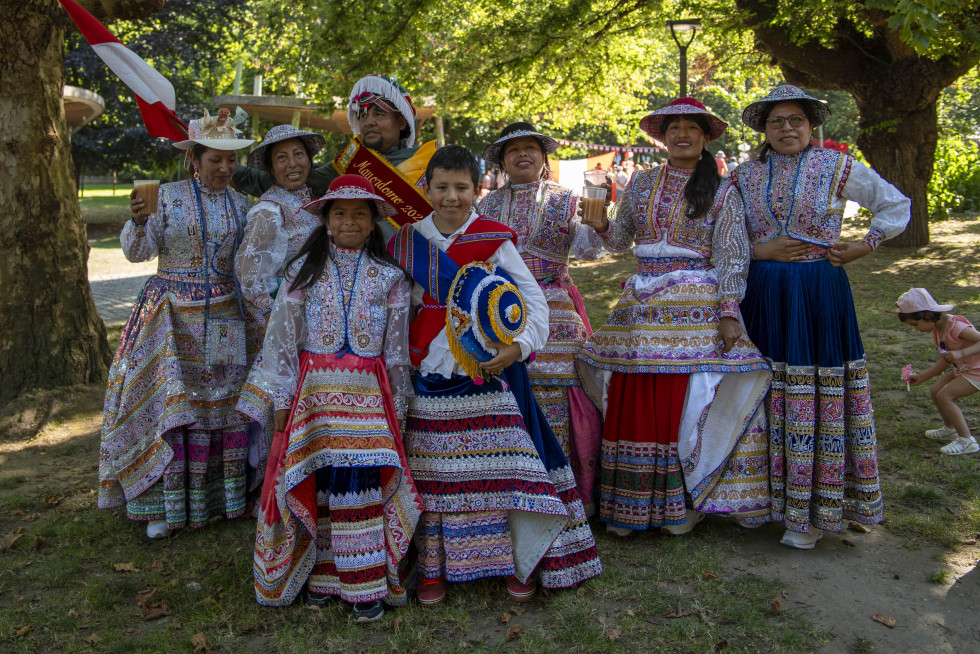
[667,19,702,97]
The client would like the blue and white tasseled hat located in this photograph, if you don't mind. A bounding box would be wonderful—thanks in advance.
[445,262,527,380]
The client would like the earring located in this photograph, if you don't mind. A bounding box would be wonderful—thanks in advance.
[193,168,201,181]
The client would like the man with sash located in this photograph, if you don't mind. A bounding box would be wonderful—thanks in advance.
[389,145,601,607]
[232,74,436,231]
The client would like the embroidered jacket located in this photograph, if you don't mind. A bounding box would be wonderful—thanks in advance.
[731,147,910,254]
[598,164,748,319]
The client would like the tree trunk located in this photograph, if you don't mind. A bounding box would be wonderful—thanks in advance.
[852,97,937,248]
[0,1,111,405]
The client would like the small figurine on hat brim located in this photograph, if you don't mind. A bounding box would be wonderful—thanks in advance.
[446,262,528,381]
[173,107,254,170]
[741,85,831,133]
[482,122,560,167]
[639,98,728,143]
[247,124,326,171]
[302,174,398,221]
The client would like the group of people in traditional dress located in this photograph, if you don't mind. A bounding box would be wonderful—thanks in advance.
[99,77,912,622]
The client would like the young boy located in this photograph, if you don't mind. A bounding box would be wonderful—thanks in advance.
[393,145,601,606]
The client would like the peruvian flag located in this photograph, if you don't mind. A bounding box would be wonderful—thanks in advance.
[59,0,187,141]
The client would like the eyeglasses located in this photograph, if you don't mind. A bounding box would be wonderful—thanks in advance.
[766,115,807,129]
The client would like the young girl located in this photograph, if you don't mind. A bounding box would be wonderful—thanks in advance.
[252,175,423,622]
[898,287,980,456]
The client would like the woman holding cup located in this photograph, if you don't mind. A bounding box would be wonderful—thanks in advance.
[478,122,606,512]
[576,98,772,537]
[233,124,326,485]
[100,108,260,540]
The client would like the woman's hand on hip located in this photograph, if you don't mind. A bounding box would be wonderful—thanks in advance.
[753,236,809,262]
[274,409,290,433]
[827,241,872,267]
[484,342,522,374]
[718,317,742,355]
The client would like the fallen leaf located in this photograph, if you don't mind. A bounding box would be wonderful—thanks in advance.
[68,609,80,619]
[499,613,512,625]
[608,628,622,641]
[114,562,136,572]
[893,574,901,580]
[150,559,164,571]
[597,615,606,624]
[392,615,404,632]
[627,609,636,617]
[714,639,728,651]
[32,534,45,550]
[43,494,63,506]
[702,571,719,579]
[963,538,977,546]
[15,624,33,637]
[511,605,525,616]
[21,513,42,523]
[8,508,26,517]
[505,624,523,642]
[191,633,209,653]
[699,612,715,627]
[841,539,856,548]
[196,596,217,606]
[83,633,101,645]
[143,601,171,621]
[872,613,896,628]
[665,602,691,619]
[576,586,586,596]
[771,599,782,613]
[848,522,870,533]
[781,589,788,598]
[136,588,157,607]
[4,527,25,549]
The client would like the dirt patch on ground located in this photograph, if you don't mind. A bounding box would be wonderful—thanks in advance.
[719,519,980,653]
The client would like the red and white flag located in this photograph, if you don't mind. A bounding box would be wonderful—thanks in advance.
[59,0,187,141]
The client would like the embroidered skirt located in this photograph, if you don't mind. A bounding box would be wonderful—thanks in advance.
[406,365,601,588]
[99,275,262,510]
[741,259,883,533]
[253,352,423,607]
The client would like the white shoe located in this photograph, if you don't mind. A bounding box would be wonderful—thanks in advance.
[940,436,979,455]
[780,529,822,550]
[661,510,705,536]
[146,520,169,539]
[925,426,957,441]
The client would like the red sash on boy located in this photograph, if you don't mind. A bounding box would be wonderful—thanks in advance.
[333,136,433,227]
[392,218,517,366]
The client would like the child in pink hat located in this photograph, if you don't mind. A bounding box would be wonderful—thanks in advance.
[897,288,980,455]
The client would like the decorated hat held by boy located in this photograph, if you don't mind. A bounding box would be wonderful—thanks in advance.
[446,262,527,381]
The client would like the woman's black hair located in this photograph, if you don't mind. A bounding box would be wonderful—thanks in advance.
[755,101,818,162]
[660,113,721,222]
[898,310,945,323]
[425,144,481,188]
[286,199,402,293]
[262,137,314,175]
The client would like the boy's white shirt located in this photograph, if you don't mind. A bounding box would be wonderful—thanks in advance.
[411,209,550,378]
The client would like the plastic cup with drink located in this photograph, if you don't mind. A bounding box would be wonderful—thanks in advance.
[132,179,160,220]
[581,170,608,225]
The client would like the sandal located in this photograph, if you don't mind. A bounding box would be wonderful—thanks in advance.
[940,436,979,455]
[925,426,957,441]
[661,510,705,536]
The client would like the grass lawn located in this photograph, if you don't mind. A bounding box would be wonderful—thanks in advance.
[3,213,979,652]
[80,184,132,226]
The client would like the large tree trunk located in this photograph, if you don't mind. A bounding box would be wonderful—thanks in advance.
[0,1,111,404]
[854,98,937,248]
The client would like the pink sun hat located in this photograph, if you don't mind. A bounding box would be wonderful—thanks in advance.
[301,174,398,221]
[895,287,954,313]
[639,97,728,143]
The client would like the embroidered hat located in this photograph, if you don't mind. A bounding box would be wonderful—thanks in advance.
[446,262,528,380]
[482,122,560,166]
[639,98,728,143]
[246,124,326,171]
[895,288,954,313]
[347,74,417,146]
[741,85,831,132]
[301,174,398,221]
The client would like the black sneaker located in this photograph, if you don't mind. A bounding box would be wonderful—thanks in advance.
[352,600,384,623]
[304,590,332,608]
